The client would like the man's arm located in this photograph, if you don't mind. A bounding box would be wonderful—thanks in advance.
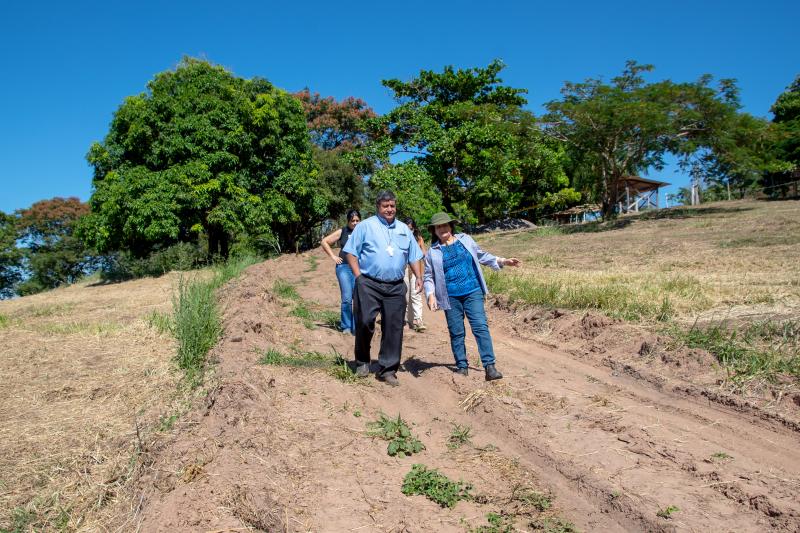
[345,252,360,277]
[409,260,423,293]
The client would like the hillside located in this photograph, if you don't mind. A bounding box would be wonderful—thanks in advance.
[1,199,798,532]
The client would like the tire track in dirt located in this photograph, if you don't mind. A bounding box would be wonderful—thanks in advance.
[129,250,800,532]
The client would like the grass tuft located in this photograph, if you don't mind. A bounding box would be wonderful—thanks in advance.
[273,279,300,300]
[146,310,173,335]
[447,423,473,450]
[675,318,800,386]
[172,254,260,386]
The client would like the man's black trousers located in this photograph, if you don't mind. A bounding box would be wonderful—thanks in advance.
[353,274,407,376]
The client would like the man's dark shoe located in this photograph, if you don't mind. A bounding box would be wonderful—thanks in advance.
[355,363,370,378]
[455,367,469,376]
[377,372,399,387]
[484,364,503,381]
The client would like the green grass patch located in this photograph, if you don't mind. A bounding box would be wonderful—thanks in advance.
[172,254,260,386]
[258,348,332,368]
[486,271,674,322]
[529,516,578,532]
[146,310,173,335]
[512,487,553,512]
[273,279,300,300]
[329,353,360,383]
[290,301,339,329]
[1,495,71,533]
[0,313,9,329]
[37,321,121,336]
[305,255,319,272]
[401,464,472,508]
[674,318,800,386]
[471,512,515,533]
[367,413,425,457]
[23,303,76,318]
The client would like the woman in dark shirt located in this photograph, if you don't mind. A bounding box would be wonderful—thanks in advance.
[321,209,361,334]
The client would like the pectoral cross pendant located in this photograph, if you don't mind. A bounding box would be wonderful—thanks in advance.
[386,244,395,257]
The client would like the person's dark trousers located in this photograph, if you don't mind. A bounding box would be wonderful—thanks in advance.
[353,274,407,376]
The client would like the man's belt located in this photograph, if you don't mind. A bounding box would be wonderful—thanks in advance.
[361,273,404,284]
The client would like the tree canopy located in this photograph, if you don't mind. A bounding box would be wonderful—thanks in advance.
[83,57,322,258]
[0,212,21,298]
[764,75,800,194]
[365,60,573,223]
[545,61,771,215]
[15,197,94,295]
[294,89,376,222]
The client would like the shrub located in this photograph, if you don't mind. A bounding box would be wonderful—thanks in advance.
[401,464,472,508]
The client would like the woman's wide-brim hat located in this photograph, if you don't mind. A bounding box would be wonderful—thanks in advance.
[428,212,460,233]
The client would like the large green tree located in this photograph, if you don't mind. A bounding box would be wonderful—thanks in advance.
[763,75,800,195]
[83,57,322,258]
[0,212,21,298]
[544,61,769,216]
[366,60,571,223]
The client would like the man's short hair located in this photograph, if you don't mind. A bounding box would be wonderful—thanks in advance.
[375,190,396,207]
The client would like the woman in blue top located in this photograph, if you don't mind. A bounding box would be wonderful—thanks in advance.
[321,209,361,334]
[423,212,520,380]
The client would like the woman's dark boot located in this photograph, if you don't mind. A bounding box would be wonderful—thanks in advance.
[484,364,503,381]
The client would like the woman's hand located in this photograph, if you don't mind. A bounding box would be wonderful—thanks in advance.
[503,258,521,267]
[332,256,343,265]
[427,293,438,311]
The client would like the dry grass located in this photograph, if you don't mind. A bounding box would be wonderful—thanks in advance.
[479,200,800,324]
[0,274,186,531]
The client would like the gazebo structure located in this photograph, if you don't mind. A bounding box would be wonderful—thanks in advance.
[551,204,601,225]
[617,176,670,213]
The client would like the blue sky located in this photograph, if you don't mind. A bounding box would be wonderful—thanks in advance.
[1,0,797,213]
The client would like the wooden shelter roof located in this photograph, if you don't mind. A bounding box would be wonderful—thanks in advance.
[620,176,670,193]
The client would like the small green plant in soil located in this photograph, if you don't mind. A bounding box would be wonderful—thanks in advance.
[258,348,331,368]
[305,255,319,272]
[367,413,425,457]
[447,423,472,449]
[530,516,578,532]
[512,486,553,512]
[711,451,733,460]
[656,505,679,519]
[401,464,472,508]
[273,279,300,300]
[329,353,360,383]
[471,512,515,533]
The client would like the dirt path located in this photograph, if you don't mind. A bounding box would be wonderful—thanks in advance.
[130,250,800,532]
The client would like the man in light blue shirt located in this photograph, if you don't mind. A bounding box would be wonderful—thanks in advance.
[343,190,423,386]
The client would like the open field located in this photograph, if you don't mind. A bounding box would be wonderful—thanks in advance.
[0,274,192,531]
[480,200,800,324]
[2,199,799,532]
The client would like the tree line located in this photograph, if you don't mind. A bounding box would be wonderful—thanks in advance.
[1,57,798,297]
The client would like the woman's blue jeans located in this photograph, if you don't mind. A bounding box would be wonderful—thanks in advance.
[444,289,496,369]
[335,263,356,334]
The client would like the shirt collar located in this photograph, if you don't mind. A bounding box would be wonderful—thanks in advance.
[377,215,396,228]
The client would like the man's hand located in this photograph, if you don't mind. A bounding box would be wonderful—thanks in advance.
[415,276,423,294]
[503,257,521,267]
[427,293,438,311]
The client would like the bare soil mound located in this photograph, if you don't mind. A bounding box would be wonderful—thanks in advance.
[129,249,800,532]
